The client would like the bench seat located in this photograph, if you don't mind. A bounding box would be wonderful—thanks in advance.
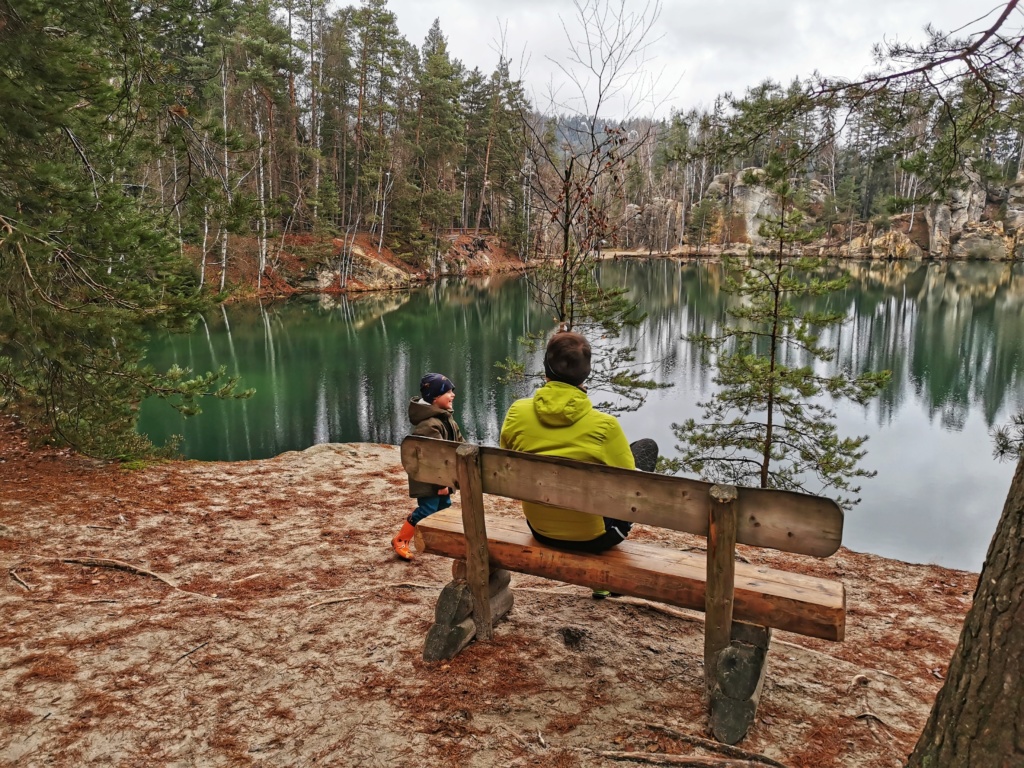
[416,507,845,641]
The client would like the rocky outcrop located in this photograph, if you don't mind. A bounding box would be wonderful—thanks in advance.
[847,229,926,260]
[1004,177,1024,232]
[615,159,1019,260]
[730,168,776,246]
[288,233,525,294]
[296,241,416,293]
[621,197,686,251]
[950,223,1014,261]
[925,162,987,258]
[1002,174,1024,259]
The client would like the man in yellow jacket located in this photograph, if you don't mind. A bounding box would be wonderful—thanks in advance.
[499,332,658,569]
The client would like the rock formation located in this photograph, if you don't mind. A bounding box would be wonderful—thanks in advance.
[925,161,989,258]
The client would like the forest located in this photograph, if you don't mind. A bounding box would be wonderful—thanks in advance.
[9,0,1021,290]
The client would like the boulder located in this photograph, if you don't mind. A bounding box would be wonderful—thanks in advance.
[848,229,925,260]
[804,179,830,207]
[949,223,1012,261]
[704,172,733,199]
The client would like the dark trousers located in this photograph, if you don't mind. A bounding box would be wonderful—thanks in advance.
[408,494,451,526]
[526,517,632,554]
[524,439,656,554]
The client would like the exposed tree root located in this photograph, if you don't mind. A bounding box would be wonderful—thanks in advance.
[61,557,179,589]
[627,721,789,767]
[593,751,790,767]
[9,568,32,591]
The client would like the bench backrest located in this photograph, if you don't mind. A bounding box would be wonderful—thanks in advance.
[401,436,843,557]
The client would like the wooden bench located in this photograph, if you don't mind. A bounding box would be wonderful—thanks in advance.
[400,436,846,744]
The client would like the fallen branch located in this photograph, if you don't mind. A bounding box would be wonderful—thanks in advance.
[386,582,440,590]
[85,525,115,531]
[9,569,33,591]
[495,723,533,750]
[628,722,788,767]
[308,596,365,609]
[175,641,210,663]
[594,752,784,767]
[230,572,265,583]
[61,557,179,589]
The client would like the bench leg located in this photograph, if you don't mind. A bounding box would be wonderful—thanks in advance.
[708,622,772,745]
[423,566,514,662]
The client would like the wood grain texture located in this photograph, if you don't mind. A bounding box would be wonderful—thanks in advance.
[456,444,492,642]
[417,508,845,641]
[705,484,739,691]
[401,436,843,557]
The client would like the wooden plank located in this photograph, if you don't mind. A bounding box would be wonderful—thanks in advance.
[417,508,846,641]
[705,484,738,693]
[401,436,843,557]
[456,444,492,642]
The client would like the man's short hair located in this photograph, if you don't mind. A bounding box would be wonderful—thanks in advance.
[544,332,591,386]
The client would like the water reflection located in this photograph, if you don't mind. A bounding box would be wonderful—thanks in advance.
[596,259,1024,571]
[139,261,1024,570]
[140,276,547,461]
[594,259,1024,430]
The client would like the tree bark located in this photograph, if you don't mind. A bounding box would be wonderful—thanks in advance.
[907,454,1024,767]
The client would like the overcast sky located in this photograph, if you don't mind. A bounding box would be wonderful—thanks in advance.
[380,0,1005,117]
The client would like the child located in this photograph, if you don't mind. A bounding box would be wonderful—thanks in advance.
[392,373,464,560]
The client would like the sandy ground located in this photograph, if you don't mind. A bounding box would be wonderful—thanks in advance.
[0,415,976,767]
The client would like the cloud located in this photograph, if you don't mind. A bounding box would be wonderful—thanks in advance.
[380,0,996,116]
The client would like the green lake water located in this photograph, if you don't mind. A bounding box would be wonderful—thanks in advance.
[139,260,1024,571]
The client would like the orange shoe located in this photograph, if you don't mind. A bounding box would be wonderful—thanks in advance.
[392,520,416,561]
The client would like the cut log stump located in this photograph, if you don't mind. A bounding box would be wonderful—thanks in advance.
[423,567,514,662]
[708,623,772,745]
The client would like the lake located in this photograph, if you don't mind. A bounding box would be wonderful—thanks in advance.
[139,260,1024,571]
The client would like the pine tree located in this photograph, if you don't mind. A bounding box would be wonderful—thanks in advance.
[413,20,463,252]
[349,0,406,232]
[673,154,890,508]
[0,0,249,458]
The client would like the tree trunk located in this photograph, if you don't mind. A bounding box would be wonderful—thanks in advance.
[287,2,301,219]
[907,454,1024,767]
[308,3,321,225]
[251,83,268,290]
[474,85,500,233]
[220,50,232,293]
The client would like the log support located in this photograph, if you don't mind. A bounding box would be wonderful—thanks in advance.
[456,444,493,642]
[708,622,772,745]
[423,567,514,662]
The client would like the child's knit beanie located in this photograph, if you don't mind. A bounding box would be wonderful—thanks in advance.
[420,373,454,404]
